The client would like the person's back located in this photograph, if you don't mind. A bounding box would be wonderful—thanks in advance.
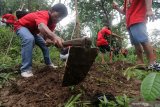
[14,10,56,34]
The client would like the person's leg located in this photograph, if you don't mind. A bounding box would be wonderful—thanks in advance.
[142,42,155,64]
[142,42,160,70]
[34,34,58,68]
[16,27,34,77]
[153,48,157,60]
[105,45,112,63]
[34,34,51,65]
[135,23,155,64]
[130,23,155,64]
[129,23,160,70]
[99,46,106,64]
[100,53,105,64]
[134,44,144,64]
[128,24,145,65]
[109,51,113,63]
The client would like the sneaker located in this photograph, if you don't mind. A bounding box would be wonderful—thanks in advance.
[60,53,69,61]
[155,62,160,67]
[154,62,160,71]
[148,62,160,71]
[148,64,155,70]
[21,70,33,78]
[48,63,58,69]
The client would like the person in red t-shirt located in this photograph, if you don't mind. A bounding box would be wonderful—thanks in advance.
[14,3,68,77]
[96,25,122,64]
[1,10,16,27]
[113,0,160,71]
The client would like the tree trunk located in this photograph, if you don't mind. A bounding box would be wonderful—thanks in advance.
[74,0,80,38]
[0,0,2,15]
[28,0,32,11]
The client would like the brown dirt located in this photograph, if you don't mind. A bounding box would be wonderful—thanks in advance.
[0,61,141,107]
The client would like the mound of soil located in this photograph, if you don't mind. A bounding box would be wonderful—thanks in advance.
[0,61,141,107]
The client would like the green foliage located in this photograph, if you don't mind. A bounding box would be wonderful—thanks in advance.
[0,27,21,68]
[125,47,136,63]
[0,72,16,88]
[95,47,136,64]
[112,54,127,62]
[49,47,64,66]
[98,95,109,107]
[59,22,75,40]
[141,72,160,101]
[95,52,110,63]
[124,66,149,81]
[0,27,18,51]
[68,0,126,43]
[153,1,160,19]
[0,0,51,15]
[156,48,160,61]
[64,94,82,107]
[115,94,130,107]
[98,94,130,107]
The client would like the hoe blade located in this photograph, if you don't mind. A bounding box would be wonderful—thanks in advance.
[62,47,98,87]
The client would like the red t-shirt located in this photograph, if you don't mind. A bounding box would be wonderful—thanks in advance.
[123,0,147,28]
[2,14,16,24]
[14,10,56,34]
[96,27,111,46]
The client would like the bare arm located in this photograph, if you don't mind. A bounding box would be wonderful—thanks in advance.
[145,0,153,11]
[38,23,63,48]
[145,0,155,21]
[112,1,125,15]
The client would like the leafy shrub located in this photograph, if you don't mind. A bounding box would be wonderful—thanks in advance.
[0,27,20,51]
[141,72,160,101]
[124,66,149,81]
[64,94,82,107]
[0,72,16,88]
[0,27,20,68]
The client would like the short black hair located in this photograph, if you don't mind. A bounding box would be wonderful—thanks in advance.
[51,3,68,18]
[16,10,29,19]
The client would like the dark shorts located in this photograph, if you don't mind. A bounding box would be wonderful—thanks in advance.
[98,45,111,53]
[113,48,120,56]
